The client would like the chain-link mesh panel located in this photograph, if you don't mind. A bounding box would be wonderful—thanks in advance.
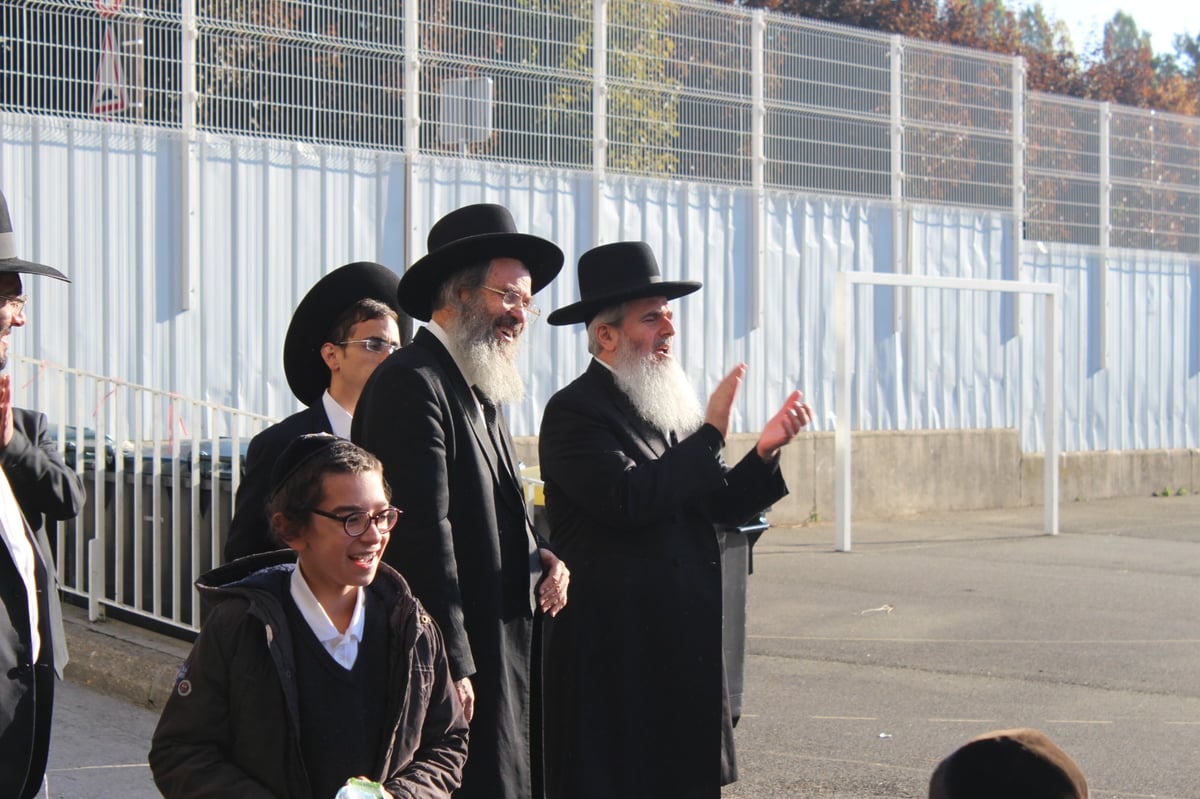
[1025,94,1102,246]
[902,41,1016,209]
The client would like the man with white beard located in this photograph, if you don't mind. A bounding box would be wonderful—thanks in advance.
[538,241,813,799]
[352,204,569,799]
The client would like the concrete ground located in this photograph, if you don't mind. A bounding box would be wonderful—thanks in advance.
[43,493,1200,798]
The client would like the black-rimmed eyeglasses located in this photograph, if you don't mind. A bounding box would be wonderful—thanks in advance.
[480,286,540,320]
[0,294,28,314]
[338,337,401,355]
[303,506,402,536]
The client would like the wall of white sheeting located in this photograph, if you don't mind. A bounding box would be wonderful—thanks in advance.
[3,115,1198,452]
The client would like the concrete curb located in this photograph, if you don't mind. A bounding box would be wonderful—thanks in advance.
[61,603,191,712]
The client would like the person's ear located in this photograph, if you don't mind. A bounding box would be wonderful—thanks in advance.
[273,512,307,552]
[596,323,619,353]
[320,341,340,372]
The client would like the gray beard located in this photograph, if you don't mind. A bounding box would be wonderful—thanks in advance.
[446,302,526,405]
[609,339,703,438]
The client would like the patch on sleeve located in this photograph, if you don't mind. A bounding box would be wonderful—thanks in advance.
[173,660,192,697]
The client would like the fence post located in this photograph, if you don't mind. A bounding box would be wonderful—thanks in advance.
[179,0,199,311]
[749,10,765,332]
[1012,56,1025,342]
[592,0,608,242]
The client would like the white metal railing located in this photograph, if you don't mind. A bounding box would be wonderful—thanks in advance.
[13,356,273,635]
[2,0,1197,255]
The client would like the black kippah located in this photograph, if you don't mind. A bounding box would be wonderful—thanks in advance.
[269,433,340,500]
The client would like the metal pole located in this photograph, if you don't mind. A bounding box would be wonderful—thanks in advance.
[835,272,852,551]
[592,0,608,243]
[1044,288,1060,535]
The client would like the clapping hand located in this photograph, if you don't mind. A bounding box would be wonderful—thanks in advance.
[756,390,813,461]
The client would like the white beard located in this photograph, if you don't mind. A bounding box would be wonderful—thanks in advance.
[447,301,526,405]
[609,337,703,437]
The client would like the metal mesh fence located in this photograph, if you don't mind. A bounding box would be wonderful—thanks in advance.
[763,17,892,198]
[2,0,1198,253]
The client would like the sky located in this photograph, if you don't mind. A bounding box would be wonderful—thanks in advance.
[1033,1,1194,56]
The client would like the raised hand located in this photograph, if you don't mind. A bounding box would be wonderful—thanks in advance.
[756,390,813,461]
[703,363,746,441]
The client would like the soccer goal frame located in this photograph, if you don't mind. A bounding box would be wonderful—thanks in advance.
[834,272,1062,552]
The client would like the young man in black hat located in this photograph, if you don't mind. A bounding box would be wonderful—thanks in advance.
[224,261,402,562]
[352,203,570,799]
[537,241,813,799]
[0,188,76,799]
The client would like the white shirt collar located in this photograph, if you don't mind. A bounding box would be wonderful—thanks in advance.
[321,389,353,440]
[289,564,366,670]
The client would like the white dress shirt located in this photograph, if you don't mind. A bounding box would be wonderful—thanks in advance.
[289,565,366,670]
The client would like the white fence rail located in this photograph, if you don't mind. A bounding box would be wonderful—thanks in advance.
[2,0,1197,254]
[15,356,272,635]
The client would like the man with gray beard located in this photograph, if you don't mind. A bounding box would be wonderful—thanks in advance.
[538,241,813,799]
[352,204,569,799]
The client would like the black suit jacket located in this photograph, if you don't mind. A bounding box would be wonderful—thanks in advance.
[0,408,84,539]
[223,404,332,562]
[352,327,542,799]
[0,467,69,798]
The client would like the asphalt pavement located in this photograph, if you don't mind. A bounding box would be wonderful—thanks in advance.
[726,493,1200,799]
[36,493,1200,798]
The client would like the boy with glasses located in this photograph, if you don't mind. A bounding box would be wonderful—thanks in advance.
[151,434,468,798]
[225,262,403,561]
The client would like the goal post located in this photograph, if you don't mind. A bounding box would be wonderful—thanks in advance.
[833,272,1062,552]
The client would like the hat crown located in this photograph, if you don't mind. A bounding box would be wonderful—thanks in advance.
[0,188,70,281]
[577,242,665,302]
[0,192,14,236]
[545,240,700,326]
[427,203,520,255]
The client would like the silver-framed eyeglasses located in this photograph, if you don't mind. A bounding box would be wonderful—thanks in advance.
[303,505,402,536]
[0,294,28,314]
[480,285,540,320]
[338,337,400,355]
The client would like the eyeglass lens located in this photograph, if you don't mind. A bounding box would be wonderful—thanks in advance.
[342,507,401,536]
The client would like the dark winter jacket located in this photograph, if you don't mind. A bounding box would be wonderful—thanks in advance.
[148,550,468,799]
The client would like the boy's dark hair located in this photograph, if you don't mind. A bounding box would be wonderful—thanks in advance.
[268,434,390,544]
[326,298,400,347]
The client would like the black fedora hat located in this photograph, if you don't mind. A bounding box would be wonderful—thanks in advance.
[546,241,701,326]
[0,189,70,282]
[397,203,563,322]
[283,261,401,407]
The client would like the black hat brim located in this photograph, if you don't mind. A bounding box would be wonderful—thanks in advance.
[283,261,401,406]
[0,258,70,282]
[546,279,701,326]
[397,232,563,322]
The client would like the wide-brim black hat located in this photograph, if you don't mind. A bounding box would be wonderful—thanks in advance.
[546,241,701,326]
[0,189,70,282]
[283,261,401,406]
[397,203,563,322]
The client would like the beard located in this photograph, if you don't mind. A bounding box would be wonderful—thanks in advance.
[609,335,704,437]
[445,299,526,405]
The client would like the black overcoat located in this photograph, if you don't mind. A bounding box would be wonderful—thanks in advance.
[224,404,332,562]
[538,360,787,799]
[0,467,68,799]
[1,408,85,538]
[352,327,544,799]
